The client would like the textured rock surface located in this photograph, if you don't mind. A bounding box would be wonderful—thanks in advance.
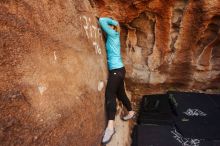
[1,0,220,146]
[0,0,107,145]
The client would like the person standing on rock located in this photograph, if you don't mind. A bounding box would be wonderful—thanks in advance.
[99,17,136,144]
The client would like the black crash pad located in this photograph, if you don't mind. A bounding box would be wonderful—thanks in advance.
[138,94,174,125]
[208,94,220,109]
[133,125,213,146]
[168,92,220,140]
[168,92,217,116]
[174,111,220,140]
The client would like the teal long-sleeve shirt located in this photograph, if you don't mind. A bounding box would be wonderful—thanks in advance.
[99,17,124,70]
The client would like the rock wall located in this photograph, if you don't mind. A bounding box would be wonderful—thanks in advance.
[93,0,220,92]
[0,0,107,145]
[1,0,220,146]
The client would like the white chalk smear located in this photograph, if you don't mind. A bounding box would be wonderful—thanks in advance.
[38,85,47,95]
[54,51,57,61]
[98,81,104,91]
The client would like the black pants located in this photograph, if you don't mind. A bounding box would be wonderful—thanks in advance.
[105,67,132,120]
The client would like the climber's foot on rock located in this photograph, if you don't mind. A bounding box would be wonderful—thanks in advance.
[122,111,136,121]
[101,128,115,145]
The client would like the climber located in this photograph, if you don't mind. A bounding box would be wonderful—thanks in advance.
[99,17,136,144]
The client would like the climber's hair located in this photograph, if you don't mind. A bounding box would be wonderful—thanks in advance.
[111,24,121,33]
[109,17,120,33]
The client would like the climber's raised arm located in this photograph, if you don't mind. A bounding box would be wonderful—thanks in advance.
[99,17,119,36]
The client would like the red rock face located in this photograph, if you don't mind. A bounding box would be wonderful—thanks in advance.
[1,0,220,146]
[0,0,107,145]
[93,0,220,92]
